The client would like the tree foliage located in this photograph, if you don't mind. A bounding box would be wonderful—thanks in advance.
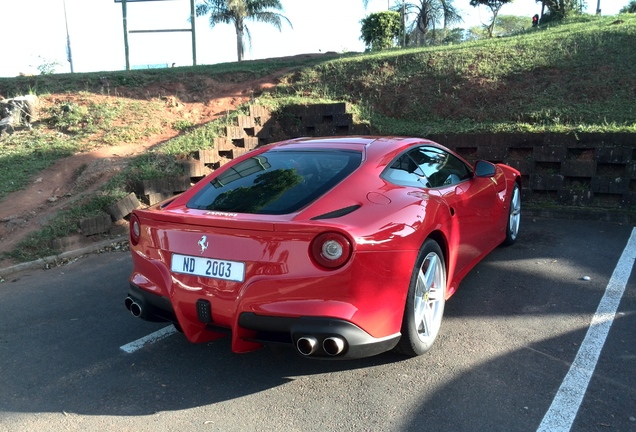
[360,11,402,51]
[211,169,301,213]
[493,14,530,36]
[466,25,488,40]
[34,56,62,75]
[620,1,636,13]
[535,0,585,22]
[195,0,292,62]
[469,0,513,38]
[426,27,466,44]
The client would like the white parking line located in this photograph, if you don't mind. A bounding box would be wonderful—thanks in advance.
[537,227,636,432]
[120,325,178,354]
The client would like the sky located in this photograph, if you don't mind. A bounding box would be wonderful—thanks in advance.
[0,0,625,77]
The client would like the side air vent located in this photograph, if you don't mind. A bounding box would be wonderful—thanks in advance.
[159,199,175,209]
[311,205,361,220]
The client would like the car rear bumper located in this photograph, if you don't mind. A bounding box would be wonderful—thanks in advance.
[238,312,400,359]
[125,283,176,323]
[125,283,400,359]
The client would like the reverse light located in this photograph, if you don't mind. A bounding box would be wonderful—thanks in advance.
[310,232,352,269]
[130,213,141,246]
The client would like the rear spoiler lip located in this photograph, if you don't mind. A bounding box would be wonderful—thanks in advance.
[133,207,349,234]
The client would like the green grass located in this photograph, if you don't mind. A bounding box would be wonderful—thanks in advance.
[275,14,636,134]
[0,53,346,97]
[0,129,78,200]
[0,95,173,201]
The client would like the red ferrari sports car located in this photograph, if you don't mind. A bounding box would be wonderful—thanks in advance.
[125,136,521,359]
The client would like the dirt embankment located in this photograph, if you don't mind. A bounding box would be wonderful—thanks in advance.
[0,67,294,268]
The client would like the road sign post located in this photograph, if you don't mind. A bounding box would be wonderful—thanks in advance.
[115,0,197,71]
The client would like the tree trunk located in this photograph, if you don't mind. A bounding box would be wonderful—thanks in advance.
[487,6,500,38]
[235,20,244,62]
[541,1,545,19]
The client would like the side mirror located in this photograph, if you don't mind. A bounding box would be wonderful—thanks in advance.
[475,160,496,177]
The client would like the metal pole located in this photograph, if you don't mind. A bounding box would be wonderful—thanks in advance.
[402,1,406,47]
[596,0,601,14]
[122,0,130,71]
[190,0,197,65]
[62,0,74,73]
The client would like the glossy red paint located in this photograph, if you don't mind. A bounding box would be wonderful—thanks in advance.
[127,136,520,358]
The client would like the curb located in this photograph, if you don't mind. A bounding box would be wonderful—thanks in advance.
[523,206,636,225]
[0,236,128,279]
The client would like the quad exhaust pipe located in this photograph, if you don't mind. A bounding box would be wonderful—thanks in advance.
[323,337,345,356]
[296,335,346,356]
[296,336,319,356]
[124,296,143,318]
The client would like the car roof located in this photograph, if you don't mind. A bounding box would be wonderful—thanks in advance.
[270,136,437,161]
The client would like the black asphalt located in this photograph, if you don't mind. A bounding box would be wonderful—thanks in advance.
[0,217,634,431]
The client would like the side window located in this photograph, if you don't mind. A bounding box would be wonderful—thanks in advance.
[409,146,472,188]
[381,153,428,188]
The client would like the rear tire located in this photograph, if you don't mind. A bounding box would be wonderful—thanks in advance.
[395,239,447,356]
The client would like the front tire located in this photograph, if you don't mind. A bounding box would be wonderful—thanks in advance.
[395,239,447,356]
[502,182,521,246]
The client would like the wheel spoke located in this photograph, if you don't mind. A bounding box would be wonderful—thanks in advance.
[414,270,427,327]
[424,254,438,289]
[401,242,448,355]
[508,187,521,238]
[420,301,434,336]
[414,252,445,340]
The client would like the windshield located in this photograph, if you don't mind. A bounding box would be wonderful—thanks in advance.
[187,149,362,214]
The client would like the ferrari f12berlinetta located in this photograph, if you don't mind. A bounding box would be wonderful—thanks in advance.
[125,136,521,359]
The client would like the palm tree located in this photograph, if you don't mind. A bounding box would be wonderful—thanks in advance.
[196,0,292,62]
[439,0,462,29]
[408,0,441,36]
[401,0,462,44]
[361,0,462,45]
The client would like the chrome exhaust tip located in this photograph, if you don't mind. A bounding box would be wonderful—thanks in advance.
[125,297,143,318]
[323,337,346,356]
[130,302,142,317]
[296,336,319,356]
[124,297,134,311]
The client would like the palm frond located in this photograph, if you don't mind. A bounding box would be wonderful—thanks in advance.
[195,0,291,61]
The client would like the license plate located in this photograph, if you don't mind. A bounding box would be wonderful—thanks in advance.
[171,253,245,282]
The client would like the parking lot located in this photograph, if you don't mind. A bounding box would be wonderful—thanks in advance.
[0,216,634,432]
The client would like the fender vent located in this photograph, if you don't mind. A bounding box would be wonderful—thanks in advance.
[311,205,361,220]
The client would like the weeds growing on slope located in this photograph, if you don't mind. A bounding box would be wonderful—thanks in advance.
[1,14,635,261]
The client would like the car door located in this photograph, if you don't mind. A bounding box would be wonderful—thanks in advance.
[408,146,498,277]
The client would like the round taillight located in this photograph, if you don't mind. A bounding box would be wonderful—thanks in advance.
[130,213,141,246]
[310,232,352,269]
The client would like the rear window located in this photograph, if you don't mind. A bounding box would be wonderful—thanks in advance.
[187,149,362,214]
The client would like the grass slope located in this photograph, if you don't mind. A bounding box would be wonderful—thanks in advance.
[0,14,634,262]
[276,15,636,135]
